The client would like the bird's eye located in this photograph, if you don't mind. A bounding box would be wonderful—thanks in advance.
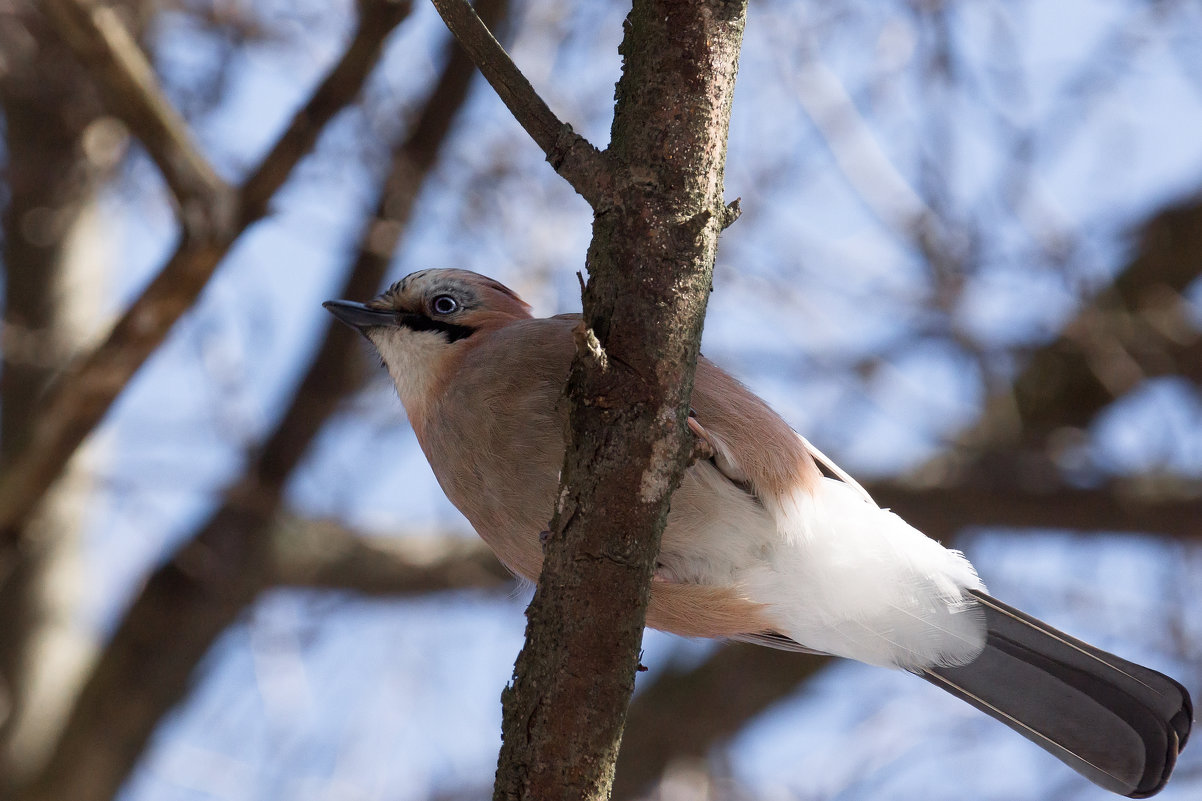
[431,294,459,315]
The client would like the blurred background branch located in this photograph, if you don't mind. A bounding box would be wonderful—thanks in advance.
[40,0,229,215]
[1,0,506,796]
[266,518,513,596]
[0,0,409,547]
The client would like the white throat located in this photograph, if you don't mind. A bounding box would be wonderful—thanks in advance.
[369,327,451,418]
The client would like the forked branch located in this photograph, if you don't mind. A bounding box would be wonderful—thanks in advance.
[0,0,411,547]
[428,0,612,206]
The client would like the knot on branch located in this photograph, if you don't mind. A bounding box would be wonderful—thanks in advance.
[721,197,742,230]
[548,124,583,171]
[550,125,614,209]
[679,198,740,243]
[682,208,714,241]
[572,320,609,371]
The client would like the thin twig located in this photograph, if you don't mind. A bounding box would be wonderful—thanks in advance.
[429,0,611,207]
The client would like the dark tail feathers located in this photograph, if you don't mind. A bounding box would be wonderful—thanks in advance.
[925,592,1192,798]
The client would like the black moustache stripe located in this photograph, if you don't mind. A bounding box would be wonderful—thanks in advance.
[398,312,475,343]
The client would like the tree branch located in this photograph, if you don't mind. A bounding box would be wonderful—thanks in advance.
[428,0,611,207]
[953,196,1202,476]
[0,4,120,782]
[486,2,750,799]
[266,518,515,595]
[870,482,1202,543]
[0,0,411,552]
[614,645,829,800]
[272,480,1201,607]
[38,0,232,221]
[236,0,415,223]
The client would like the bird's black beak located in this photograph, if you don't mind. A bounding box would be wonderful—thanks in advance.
[323,299,396,331]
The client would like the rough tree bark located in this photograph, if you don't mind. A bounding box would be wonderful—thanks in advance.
[431,1,748,798]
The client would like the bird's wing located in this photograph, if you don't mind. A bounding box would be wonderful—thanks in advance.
[795,433,875,504]
[685,356,988,670]
[686,356,824,498]
[687,414,753,493]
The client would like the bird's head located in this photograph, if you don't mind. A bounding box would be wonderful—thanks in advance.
[324,269,532,417]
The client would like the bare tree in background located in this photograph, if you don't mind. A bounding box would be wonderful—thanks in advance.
[0,2,118,779]
[1,1,498,797]
[0,1,1199,801]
